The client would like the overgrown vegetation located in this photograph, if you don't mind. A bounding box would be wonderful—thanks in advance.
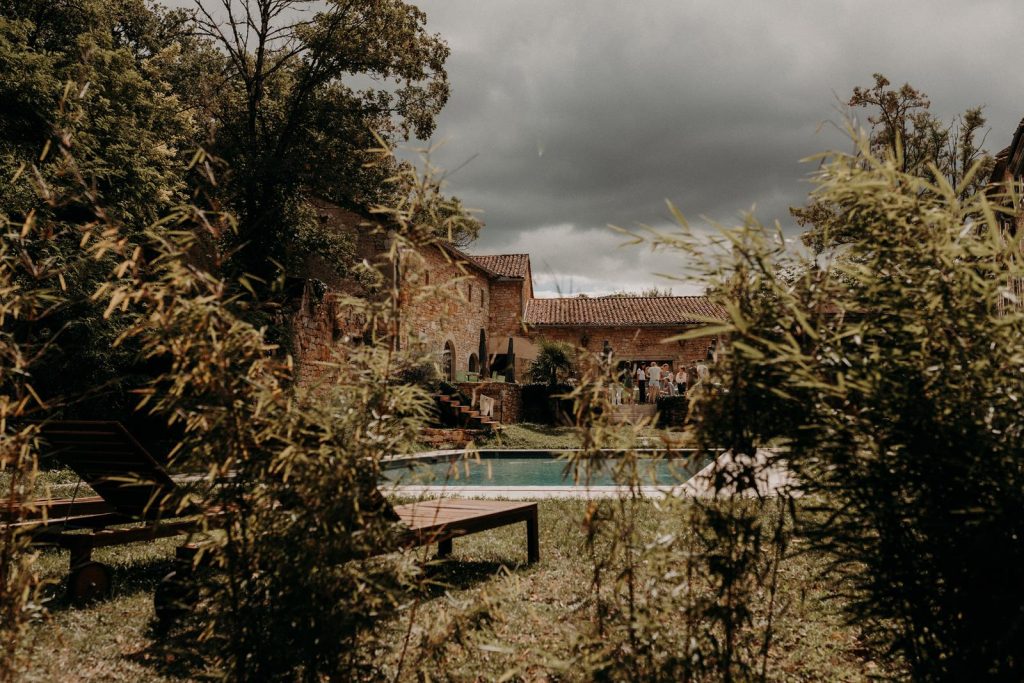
[527,339,576,386]
[4,10,1024,677]
[0,194,46,681]
[1,71,482,680]
[637,125,1024,678]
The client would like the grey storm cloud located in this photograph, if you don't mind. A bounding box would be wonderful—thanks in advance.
[164,0,1024,294]
[413,0,1024,293]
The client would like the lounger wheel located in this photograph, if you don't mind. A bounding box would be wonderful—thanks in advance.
[67,561,113,604]
[154,570,199,627]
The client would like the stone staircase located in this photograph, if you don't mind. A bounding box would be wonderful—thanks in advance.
[434,393,500,434]
[604,403,657,424]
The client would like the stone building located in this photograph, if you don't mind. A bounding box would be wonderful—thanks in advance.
[521,296,724,374]
[989,117,1024,235]
[987,118,1024,309]
[291,198,725,386]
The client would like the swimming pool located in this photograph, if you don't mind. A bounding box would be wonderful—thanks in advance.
[383,450,711,488]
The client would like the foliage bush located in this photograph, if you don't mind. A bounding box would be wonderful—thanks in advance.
[96,147,468,680]
[0,214,48,680]
[652,128,1024,679]
[526,340,575,386]
[396,358,440,390]
[521,383,573,425]
[1,117,482,680]
[0,112,159,675]
[654,395,688,427]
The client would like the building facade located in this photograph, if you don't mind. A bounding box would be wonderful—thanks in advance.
[292,199,725,386]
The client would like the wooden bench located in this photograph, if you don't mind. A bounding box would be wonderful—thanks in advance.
[394,499,539,563]
[7,421,202,601]
[13,421,540,605]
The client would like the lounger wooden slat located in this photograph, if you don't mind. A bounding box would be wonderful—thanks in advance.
[10,512,134,531]
[10,420,541,606]
[37,421,178,520]
[0,495,112,522]
[393,500,539,563]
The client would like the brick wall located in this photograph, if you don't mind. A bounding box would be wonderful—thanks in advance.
[401,243,492,380]
[527,325,717,369]
[455,381,524,424]
[488,280,526,338]
[291,285,342,389]
[290,201,723,393]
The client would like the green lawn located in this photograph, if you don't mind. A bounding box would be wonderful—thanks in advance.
[16,499,886,681]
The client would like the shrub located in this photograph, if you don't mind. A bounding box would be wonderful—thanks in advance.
[0,222,50,679]
[526,340,575,386]
[395,359,440,390]
[91,145,457,680]
[655,395,688,427]
[521,383,573,425]
[663,129,1024,679]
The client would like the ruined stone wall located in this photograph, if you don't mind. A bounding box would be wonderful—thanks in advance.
[291,287,343,389]
[400,243,492,379]
[454,381,524,424]
[527,325,717,369]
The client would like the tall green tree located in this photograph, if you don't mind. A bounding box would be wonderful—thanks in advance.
[0,0,194,228]
[0,0,199,415]
[188,0,453,286]
[793,74,994,254]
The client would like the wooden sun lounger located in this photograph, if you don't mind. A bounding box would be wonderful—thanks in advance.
[394,499,539,563]
[7,421,203,601]
[11,421,540,605]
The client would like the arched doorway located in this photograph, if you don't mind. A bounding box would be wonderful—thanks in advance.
[468,353,479,373]
[442,341,455,381]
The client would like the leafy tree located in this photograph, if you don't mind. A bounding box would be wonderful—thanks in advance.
[0,0,474,408]
[606,287,674,298]
[528,340,575,386]
[0,0,194,229]
[188,0,454,286]
[0,1,202,415]
[686,129,1024,679]
[793,73,994,254]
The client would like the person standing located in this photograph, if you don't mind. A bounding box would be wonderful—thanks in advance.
[635,364,647,404]
[647,361,661,402]
[676,366,688,395]
[696,362,709,384]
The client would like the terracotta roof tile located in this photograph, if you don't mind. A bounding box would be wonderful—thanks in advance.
[470,254,530,278]
[524,296,726,327]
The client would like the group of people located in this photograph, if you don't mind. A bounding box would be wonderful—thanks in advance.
[608,361,707,405]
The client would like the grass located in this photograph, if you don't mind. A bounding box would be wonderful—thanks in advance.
[477,423,583,449]
[15,499,888,681]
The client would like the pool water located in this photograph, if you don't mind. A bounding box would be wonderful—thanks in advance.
[384,454,709,487]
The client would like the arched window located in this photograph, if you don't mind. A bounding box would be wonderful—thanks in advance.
[442,341,455,381]
[468,353,479,373]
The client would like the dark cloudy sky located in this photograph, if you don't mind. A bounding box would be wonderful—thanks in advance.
[410,0,1024,295]
[169,1,1024,295]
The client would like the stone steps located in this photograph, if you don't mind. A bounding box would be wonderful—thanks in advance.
[435,394,500,433]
